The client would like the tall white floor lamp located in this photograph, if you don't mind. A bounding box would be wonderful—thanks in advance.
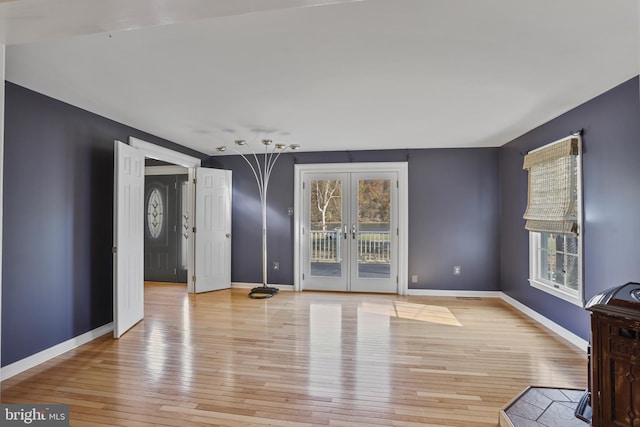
[216,139,300,299]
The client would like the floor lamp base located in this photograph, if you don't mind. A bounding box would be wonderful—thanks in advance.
[248,286,279,299]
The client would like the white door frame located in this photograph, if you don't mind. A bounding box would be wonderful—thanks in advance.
[129,137,201,293]
[294,162,409,295]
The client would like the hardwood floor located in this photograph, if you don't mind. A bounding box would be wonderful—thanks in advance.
[1,283,587,426]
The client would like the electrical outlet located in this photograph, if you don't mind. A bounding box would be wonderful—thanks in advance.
[454,265,461,275]
[273,261,280,271]
[411,275,418,283]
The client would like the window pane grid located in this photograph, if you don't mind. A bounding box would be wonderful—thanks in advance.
[536,232,579,293]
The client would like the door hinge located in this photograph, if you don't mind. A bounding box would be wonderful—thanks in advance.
[397,227,399,236]
[193,178,197,184]
[174,182,177,189]
[112,246,117,254]
[303,182,305,190]
[192,275,196,283]
[396,276,399,284]
[193,227,197,233]
[174,268,177,275]
[302,273,305,280]
[397,180,399,188]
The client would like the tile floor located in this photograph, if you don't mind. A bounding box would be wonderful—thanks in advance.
[501,387,588,427]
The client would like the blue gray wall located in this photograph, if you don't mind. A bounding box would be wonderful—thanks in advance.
[4,74,638,367]
[1,82,206,367]
[208,147,501,291]
[500,76,640,340]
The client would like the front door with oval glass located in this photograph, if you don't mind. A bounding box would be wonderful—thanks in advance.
[144,174,188,283]
[302,172,398,293]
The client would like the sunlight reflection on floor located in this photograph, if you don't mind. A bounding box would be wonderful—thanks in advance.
[360,301,462,326]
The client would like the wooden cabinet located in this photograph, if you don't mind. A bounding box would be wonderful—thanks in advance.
[587,283,640,427]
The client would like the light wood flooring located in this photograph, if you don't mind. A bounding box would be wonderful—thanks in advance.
[1,283,587,426]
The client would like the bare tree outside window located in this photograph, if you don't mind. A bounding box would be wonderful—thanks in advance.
[310,180,342,230]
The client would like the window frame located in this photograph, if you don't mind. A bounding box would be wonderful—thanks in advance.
[527,137,584,307]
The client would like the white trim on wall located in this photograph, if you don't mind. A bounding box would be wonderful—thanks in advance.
[0,323,113,381]
[499,292,588,351]
[408,289,588,352]
[127,137,201,293]
[129,137,201,168]
[231,282,294,291]
[408,289,503,298]
[145,165,188,175]
[293,162,409,295]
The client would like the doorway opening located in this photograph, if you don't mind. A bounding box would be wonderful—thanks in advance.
[144,160,189,285]
[129,137,201,292]
[114,137,232,338]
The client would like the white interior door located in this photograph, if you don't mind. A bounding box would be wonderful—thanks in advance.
[194,167,232,293]
[113,140,145,338]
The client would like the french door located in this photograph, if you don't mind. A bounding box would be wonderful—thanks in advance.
[301,171,399,293]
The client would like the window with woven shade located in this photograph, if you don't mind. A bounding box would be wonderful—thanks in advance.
[523,136,581,234]
[524,135,583,306]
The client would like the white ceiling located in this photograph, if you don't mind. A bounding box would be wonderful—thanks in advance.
[3,0,639,155]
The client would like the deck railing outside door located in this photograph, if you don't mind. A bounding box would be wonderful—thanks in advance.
[310,229,390,264]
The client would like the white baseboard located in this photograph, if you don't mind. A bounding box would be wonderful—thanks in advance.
[231,282,294,291]
[408,289,588,352]
[408,289,503,298]
[499,293,588,352]
[1,322,113,381]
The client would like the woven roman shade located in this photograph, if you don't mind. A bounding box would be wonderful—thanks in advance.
[523,136,581,235]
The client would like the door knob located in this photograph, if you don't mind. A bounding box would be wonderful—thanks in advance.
[225,233,232,238]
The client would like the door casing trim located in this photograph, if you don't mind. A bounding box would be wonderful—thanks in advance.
[129,137,201,293]
[294,162,408,295]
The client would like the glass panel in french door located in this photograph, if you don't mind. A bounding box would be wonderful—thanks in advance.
[350,172,398,293]
[303,173,350,291]
[310,178,343,278]
[357,178,391,279]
